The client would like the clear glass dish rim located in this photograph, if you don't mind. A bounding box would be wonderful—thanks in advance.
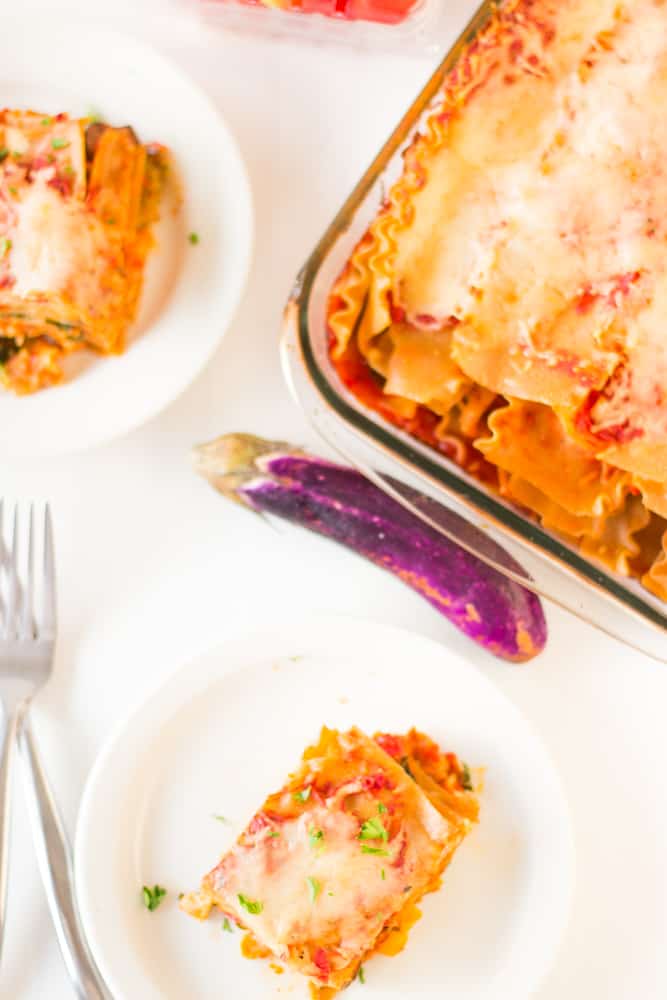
[288,0,667,639]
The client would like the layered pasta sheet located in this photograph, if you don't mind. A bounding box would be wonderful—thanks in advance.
[0,110,168,393]
[328,0,667,601]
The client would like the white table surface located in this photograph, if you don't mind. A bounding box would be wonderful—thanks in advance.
[3,2,667,997]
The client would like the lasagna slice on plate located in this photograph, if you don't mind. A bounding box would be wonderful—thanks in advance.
[0,109,169,394]
[182,726,479,996]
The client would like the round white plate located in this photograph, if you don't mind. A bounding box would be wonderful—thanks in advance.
[76,618,574,1000]
[0,24,252,456]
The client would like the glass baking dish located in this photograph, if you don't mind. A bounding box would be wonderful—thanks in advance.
[281,0,667,663]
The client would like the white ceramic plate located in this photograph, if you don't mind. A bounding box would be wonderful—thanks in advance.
[76,618,574,1000]
[0,23,252,456]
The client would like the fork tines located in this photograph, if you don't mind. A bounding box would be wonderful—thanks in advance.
[0,502,56,641]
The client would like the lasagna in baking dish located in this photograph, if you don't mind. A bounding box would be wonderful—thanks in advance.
[181,726,478,995]
[0,109,168,394]
[327,0,667,602]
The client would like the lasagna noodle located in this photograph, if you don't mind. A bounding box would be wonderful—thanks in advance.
[637,479,667,520]
[326,0,667,605]
[498,472,652,574]
[383,323,472,416]
[643,532,667,601]
[476,400,629,518]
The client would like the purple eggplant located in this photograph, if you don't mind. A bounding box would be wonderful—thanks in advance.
[193,434,547,663]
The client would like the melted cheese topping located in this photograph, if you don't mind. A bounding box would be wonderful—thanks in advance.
[10,180,109,299]
[391,0,667,477]
[189,728,476,994]
[208,797,447,964]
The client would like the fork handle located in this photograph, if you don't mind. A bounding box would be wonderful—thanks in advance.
[0,705,19,966]
[17,709,110,1000]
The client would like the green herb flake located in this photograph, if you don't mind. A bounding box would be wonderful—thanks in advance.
[41,117,53,126]
[213,814,230,824]
[0,148,8,163]
[381,868,386,880]
[0,239,12,259]
[222,917,233,933]
[293,786,311,803]
[377,802,387,814]
[268,831,281,839]
[237,893,263,915]
[51,137,70,150]
[308,828,324,849]
[357,965,366,984]
[142,885,167,911]
[188,231,199,245]
[306,876,321,903]
[460,763,473,792]
[45,318,76,330]
[11,151,22,161]
[63,165,75,177]
[359,817,388,842]
[361,846,389,857]
[87,108,103,124]
[8,186,17,196]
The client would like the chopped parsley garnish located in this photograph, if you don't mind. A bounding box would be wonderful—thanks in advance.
[293,786,311,803]
[0,148,8,163]
[8,186,17,196]
[306,876,321,903]
[460,763,473,791]
[11,151,22,161]
[377,802,387,814]
[142,885,167,911]
[361,846,389,857]
[381,868,386,880]
[268,831,281,838]
[359,817,388,842]
[87,108,102,124]
[308,828,324,849]
[213,814,230,823]
[188,231,200,245]
[63,165,75,177]
[41,117,52,126]
[51,137,70,150]
[238,893,263,915]
[357,965,366,984]
[0,239,12,259]
[45,318,76,330]
[222,917,233,932]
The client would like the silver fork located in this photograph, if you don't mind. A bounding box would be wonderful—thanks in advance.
[0,503,109,998]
